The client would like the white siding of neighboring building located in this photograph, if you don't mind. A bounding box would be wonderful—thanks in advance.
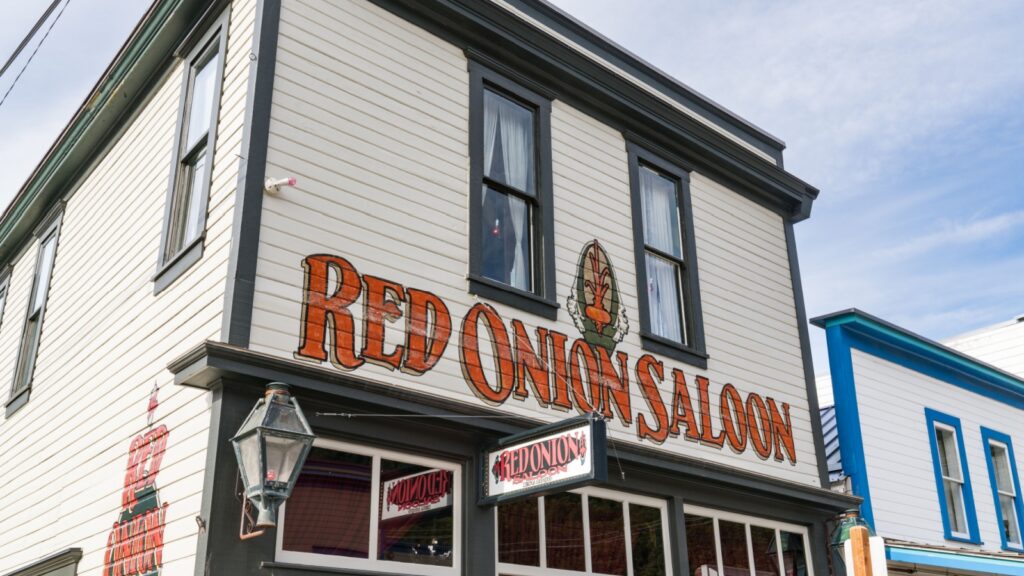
[852,348,1024,551]
[0,1,255,573]
[816,372,834,407]
[248,0,821,486]
[945,317,1024,378]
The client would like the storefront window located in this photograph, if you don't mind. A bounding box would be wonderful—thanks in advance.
[683,506,814,576]
[497,487,671,575]
[277,439,461,575]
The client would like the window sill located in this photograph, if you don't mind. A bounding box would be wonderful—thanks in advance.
[1003,544,1024,553]
[943,534,982,545]
[468,274,558,320]
[639,331,708,370]
[263,562,419,576]
[5,387,30,418]
[153,235,205,294]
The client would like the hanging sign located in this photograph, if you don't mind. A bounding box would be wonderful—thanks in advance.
[479,415,606,506]
[381,468,454,520]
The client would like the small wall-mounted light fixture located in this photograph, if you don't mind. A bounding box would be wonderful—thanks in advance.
[264,177,297,195]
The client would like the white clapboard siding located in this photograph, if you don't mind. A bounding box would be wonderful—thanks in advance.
[249,0,820,486]
[853,349,1024,550]
[945,318,1024,379]
[0,0,255,574]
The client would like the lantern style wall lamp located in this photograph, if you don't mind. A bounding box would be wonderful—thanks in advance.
[830,508,875,573]
[231,383,316,528]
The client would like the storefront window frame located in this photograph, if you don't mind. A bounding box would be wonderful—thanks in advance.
[495,486,672,576]
[683,504,815,576]
[274,437,463,576]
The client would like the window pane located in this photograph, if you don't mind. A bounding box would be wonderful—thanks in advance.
[750,526,780,575]
[498,498,540,566]
[943,478,967,534]
[32,235,57,314]
[685,514,718,576]
[1000,494,1021,545]
[545,493,585,571]
[183,152,208,244]
[481,187,531,291]
[991,443,1014,493]
[936,427,961,481]
[779,532,807,576]
[719,520,750,575]
[640,166,681,258]
[185,50,220,152]
[589,497,627,576]
[483,89,535,195]
[378,460,454,566]
[645,252,684,342]
[282,447,372,558]
[629,504,666,576]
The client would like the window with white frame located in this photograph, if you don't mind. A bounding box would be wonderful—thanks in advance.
[934,423,968,536]
[684,505,813,576]
[276,439,461,575]
[982,428,1024,551]
[496,487,671,576]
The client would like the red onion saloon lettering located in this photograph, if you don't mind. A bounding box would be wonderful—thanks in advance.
[387,469,452,512]
[295,254,798,464]
[493,431,588,484]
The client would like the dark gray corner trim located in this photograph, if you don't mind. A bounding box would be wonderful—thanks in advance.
[169,340,860,513]
[1,548,82,576]
[222,0,281,347]
[784,222,830,488]
[367,0,818,222]
[504,0,786,161]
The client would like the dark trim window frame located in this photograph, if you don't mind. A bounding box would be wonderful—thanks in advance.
[7,208,63,417]
[467,60,557,320]
[154,13,228,294]
[626,142,707,369]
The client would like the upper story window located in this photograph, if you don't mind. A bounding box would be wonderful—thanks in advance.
[155,17,227,293]
[981,428,1024,551]
[468,62,556,319]
[924,408,980,543]
[627,143,706,368]
[7,213,61,417]
[684,504,813,576]
[497,487,670,575]
[276,438,461,575]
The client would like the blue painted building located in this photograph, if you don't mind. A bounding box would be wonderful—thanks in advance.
[814,309,1024,575]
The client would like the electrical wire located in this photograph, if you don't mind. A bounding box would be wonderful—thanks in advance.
[0,0,62,80]
[0,0,72,110]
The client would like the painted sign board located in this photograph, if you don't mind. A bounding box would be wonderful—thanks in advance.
[479,416,607,506]
[381,468,454,520]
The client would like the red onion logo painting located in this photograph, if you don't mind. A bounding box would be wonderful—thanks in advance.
[381,469,454,520]
[491,430,588,486]
[567,240,628,352]
[103,425,169,576]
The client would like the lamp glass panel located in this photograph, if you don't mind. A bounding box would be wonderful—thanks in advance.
[265,434,306,485]
[265,399,309,435]
[237,433,262,492]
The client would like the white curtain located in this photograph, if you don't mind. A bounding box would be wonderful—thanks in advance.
[483,90,533,290]
[641,168,683,341]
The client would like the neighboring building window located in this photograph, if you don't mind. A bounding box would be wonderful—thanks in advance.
[0,273,9,328]
[627,143,706,368]
[924,408,980,542]
[497,487,671,575]
[155,20,226,292]
[277,439,461,575]
[468,61,556,319]
[7,215,61,416]
[981,427,1024,551]
[684,504,813,576]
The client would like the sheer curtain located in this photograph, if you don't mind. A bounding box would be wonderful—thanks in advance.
[483,90,534,290]
[640,168,683,341]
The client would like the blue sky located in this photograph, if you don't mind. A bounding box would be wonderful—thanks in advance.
[2,1,1022,374]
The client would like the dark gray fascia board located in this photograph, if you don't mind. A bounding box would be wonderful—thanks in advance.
[510,0,788,161]
[169,340,861,513]
[369,0,819,222]
[1,548,82,576]
[0,0,227,267]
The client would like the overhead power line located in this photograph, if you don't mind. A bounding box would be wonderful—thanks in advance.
[0,0,63,80]
[0,0,72,110]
